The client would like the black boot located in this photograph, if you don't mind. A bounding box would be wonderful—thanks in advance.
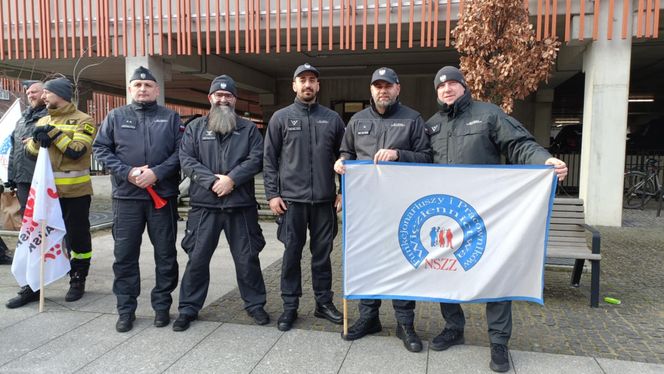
[6,286,40,308]
[65,272,86,302]
[396,323,423,352]
[342,316,382,340]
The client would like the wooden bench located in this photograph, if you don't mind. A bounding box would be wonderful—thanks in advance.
[547,198,601,307]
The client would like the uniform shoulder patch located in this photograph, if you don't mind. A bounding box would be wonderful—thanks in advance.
[83,123,96,135]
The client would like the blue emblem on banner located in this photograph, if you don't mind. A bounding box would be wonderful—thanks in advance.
[0,136,12,154]
[398,194,487,271]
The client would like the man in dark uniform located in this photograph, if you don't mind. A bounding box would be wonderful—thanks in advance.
[175,75,268,332]
[0,80,46,266]
[334,67,431,352]
[8,81,47,213]
[425,66,568,372]
[94,66,181,332]
[263,63,346,332]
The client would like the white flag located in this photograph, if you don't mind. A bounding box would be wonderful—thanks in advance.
[342,161,556,304]
[11,147,70,291]
[0,99,22,182]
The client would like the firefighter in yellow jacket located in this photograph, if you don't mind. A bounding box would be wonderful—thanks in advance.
[10,77,97,307]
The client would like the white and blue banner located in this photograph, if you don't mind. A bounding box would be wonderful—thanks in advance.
[0,99,21,182]
[342,161,557,305]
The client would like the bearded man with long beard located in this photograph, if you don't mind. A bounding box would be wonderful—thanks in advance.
[175,75,268,332]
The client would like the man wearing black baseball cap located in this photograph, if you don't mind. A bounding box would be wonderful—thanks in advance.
[264,63,346,332]
[334,67,431,352]
[425,65,568,372]
[94,66,182,332]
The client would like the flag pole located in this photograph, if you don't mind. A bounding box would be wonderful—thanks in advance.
[343,298,348,336]
[39,219,46,312]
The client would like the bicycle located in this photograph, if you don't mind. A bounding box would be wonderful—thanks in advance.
[623,158,663,210]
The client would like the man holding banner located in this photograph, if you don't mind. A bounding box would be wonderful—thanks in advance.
[23,77,96,304]
[94,66,182,333]
[425,66,567,372]
[334,67,432,352]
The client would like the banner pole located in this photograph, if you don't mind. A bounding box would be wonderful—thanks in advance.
[39,219,46,313]
[343,298,348,336]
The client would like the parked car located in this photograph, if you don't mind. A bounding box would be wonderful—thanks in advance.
[549,124,582,153]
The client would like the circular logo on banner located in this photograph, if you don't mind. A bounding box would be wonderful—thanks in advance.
[398,194,487,271]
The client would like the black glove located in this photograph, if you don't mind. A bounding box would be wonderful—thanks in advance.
[33,126,48,137]
[3,181,16,190]
[32,125,57,137]
[35,131,52,148]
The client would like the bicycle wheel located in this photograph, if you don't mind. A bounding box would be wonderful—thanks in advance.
[623,171,657,209]
[624,171,648,209]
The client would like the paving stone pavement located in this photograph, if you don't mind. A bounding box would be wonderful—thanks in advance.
[201,206,664,365]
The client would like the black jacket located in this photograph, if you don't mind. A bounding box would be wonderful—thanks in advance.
[180,115,263,209]
[93,101,182,199]
[425,91,551,165]
[340,100,431,163]
[263,99,345,202]
[8,105,47,184]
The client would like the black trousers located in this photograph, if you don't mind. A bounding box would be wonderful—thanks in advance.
[112,198,179,315]
[277,201,337,311]
[16,182,30,215]
[0,237,8,256]
[440,301,512,345]
[358,299,416,325]
[178,206,266,316]
[60,196,92,279]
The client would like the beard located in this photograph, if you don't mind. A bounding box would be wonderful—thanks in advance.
[207,104,237,135]
[374,97,396,112]
[297,89,316,103]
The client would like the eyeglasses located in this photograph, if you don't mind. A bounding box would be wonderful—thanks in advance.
[211,92,235,100]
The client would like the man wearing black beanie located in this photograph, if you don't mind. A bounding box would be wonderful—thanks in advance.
[425,65,568,372]
[174,74,269,332]
[19,77,97,305]
[94,66,182,333]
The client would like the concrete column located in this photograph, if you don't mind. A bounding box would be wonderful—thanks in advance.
[534,89,554,147]
[125,56,167,105]
[579,0,632,226]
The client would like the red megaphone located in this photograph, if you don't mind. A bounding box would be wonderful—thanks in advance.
[146,186,167,209]
[132,169,167,209]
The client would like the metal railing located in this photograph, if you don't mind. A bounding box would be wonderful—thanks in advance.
[0,0,656,61]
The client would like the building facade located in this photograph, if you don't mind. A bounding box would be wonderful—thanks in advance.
[1,0,662,226]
